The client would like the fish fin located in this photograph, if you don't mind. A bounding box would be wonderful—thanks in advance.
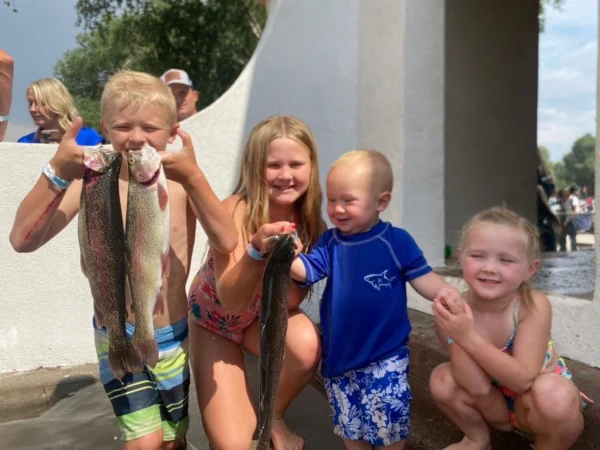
[133,338,159,369]
[158,182,169,211]
[162,252,170,278]
[153,291,165,316]
[108,336,143,380]
[80,254,87,278]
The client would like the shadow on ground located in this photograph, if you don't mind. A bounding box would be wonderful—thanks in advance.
[0,310,598,449]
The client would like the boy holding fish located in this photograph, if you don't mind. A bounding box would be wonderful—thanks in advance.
[289,149,463,450]
[10,71,238,450]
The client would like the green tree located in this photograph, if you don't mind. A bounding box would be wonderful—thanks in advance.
[555,134,596,194]
[539,0,565,32]
[54,0,266,132]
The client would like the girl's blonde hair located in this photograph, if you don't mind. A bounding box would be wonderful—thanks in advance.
[101,70,177,125]
[28,78,79,132]
[233,115,323,252]
[458,207,540,309]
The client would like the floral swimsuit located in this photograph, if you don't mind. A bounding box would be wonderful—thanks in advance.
[188,250,261,344]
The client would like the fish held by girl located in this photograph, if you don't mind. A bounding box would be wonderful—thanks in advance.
[256,233,297,450]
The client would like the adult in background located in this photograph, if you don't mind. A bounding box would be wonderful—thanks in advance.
[18,78,104,145]
[536,147,561,252]
[563,184,581,251]
[0,49,14,142]
[160,69,199,122]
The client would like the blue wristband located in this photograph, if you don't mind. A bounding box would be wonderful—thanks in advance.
[0,115,8,122]
[42,162,72,190]
[246,243,266,261]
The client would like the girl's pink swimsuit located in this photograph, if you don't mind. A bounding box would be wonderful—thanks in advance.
[188,249,261,344]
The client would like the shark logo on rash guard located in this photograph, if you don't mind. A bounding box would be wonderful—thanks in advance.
[364,270,397,291]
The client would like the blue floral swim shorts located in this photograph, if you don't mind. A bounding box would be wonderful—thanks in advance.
[323,353,412,446]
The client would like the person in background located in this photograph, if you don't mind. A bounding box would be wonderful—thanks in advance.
[0,49,14,142]
[17,78,104,145]
[563,185,581,251]
[160,69,199,122]
[536,148,560,252]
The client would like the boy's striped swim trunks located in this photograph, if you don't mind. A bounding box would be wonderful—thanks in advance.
[93,316,190,442]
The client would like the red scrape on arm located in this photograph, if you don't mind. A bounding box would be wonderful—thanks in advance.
[24,190,65,241]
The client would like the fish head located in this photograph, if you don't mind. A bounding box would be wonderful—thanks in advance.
[126,145,162,184]
[83,145,120,174]
[264,233,297,264]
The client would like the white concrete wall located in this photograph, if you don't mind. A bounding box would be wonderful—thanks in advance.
[0,0,361,373]
[1,0,599,373]
[402,0,446,267]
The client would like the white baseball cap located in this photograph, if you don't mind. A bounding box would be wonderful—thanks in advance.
[160,69,193,87]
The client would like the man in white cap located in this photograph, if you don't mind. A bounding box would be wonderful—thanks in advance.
[160,68,199,122]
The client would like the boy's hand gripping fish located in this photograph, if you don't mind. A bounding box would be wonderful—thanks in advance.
[124,145,170,369]
[78,146,143,380]
[256,233,297,450]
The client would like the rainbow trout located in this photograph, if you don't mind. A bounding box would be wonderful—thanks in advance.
[124,145,170,369]
[257,233,297,450]
[78,147,143,380]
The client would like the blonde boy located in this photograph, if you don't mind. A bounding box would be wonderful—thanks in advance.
[290,150,461,450]
[10,71,237,450]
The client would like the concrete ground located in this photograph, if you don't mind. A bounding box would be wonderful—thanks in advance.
[1,310,598,450]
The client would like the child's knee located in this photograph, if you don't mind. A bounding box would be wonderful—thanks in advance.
[529,375,582,422]
[429,363,457,403]
[124,429,163,450]
[161,437,186,450]
[286,318,321,371]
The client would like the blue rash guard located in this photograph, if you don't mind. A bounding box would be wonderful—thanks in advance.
[18,127,105,145]
[298,220,432,377]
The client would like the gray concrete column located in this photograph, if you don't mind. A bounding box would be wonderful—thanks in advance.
[444,0,539,252]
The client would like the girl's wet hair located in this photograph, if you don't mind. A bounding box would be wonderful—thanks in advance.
[458,207,540,309]
[232,115,323,253]
[28,78,79,133]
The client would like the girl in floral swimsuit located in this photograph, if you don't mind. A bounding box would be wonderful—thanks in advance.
[430,207,591,450]
[187,115,326,450]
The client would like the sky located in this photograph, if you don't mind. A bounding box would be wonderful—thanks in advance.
[0,0,598,162]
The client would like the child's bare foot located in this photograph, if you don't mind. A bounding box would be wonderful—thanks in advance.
[271,417,304,450]
[444,436,491,450]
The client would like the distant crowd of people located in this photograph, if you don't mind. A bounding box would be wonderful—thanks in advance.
[537,148,593,253]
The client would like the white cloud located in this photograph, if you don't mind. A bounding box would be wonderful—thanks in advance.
[538,0,598,161]
[538,108,596,160]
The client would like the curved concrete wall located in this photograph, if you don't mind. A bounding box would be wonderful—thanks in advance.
[0,0,599,373]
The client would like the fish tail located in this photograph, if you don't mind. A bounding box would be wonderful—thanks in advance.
[132,336,159,369]
[109,337,143,380]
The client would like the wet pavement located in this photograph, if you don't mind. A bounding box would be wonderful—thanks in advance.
[1,310,598,449]
[533,250,596,299]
